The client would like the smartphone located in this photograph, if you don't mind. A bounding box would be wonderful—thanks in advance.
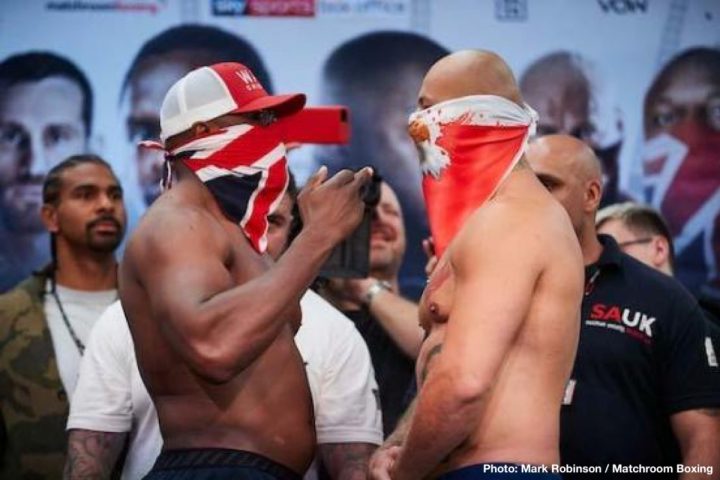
[318,172,382,279]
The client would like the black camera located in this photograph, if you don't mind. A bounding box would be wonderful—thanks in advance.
[318,171,383,279]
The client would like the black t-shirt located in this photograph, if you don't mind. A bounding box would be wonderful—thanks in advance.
[560,235,720,479]
[343,307,415,437]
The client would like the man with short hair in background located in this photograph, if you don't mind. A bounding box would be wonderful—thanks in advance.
[597,201,720,337]
[0,52,94,291]
[0,154,126,478]
[597,202,675,276]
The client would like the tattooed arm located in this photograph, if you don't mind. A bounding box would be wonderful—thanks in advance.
[368,341,441,479]
[319,442,376,480]
[670,409,720,480]
[368,400,416,480]
[64,429,127,480]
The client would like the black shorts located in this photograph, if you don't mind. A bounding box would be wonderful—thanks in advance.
[438,463,562,479]
[144,448,302,480]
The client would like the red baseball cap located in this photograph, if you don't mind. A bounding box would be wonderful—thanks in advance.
[159,62,306,142]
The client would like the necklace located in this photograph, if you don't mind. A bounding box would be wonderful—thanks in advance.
[50,285,85,355]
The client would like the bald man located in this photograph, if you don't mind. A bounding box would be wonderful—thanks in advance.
[527,135,720,479]
[371,51,584,480]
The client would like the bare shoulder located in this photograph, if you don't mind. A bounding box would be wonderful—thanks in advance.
[450,202,533,279]
[451,192,577,275]
[125,199,229,270]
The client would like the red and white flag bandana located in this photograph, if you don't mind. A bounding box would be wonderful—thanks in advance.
[143,124,288,254]
[408,95,537,257]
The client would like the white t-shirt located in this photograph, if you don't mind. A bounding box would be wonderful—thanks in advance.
[43,281,117,397]
[68,290,382,480]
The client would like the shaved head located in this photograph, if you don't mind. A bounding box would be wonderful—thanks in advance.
[418,50,523,109]
[526,134,603,237]
[528,135,602,183]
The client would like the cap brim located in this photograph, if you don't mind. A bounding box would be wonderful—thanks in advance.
[234,93,306,117]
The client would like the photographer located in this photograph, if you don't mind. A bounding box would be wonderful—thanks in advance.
[318,179,423,436]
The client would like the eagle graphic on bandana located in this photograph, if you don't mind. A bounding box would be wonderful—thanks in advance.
[408,95,537,256]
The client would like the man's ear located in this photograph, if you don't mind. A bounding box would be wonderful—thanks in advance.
[40,204,59,234]
[652,236,671,270]
[585,178,603,213]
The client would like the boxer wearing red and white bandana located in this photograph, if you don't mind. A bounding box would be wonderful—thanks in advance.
[371,50,583,480]
[409,95,537,256]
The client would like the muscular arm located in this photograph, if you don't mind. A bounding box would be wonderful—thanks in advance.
[368,401,416,480]
[124,169,370,383]
[671,409,720,480]
[319,443,376,480]
[64,429,127,480]
[391,216,541,480]
[385,399,416,448]
[132,211,334,383]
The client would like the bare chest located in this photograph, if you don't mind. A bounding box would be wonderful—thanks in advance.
[419,258,455,333]
[225,229,273,282]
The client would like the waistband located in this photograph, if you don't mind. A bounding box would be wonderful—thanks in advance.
[151,448,302,480]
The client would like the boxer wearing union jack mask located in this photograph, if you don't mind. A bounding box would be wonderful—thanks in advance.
[141,62,305,253]
[120,62,373,480]
[369,50,583,480]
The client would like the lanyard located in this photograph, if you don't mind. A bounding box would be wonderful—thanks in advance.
[585,267,601,297]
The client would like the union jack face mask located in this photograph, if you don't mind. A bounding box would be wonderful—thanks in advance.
[408,95,538,257]
[143,122,289,254]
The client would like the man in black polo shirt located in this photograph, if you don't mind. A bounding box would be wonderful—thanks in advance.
[527,134,720,479]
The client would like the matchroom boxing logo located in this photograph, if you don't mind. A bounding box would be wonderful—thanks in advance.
[587,303,656,343]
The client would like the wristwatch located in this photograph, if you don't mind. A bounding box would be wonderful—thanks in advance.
[365,279,392,305]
